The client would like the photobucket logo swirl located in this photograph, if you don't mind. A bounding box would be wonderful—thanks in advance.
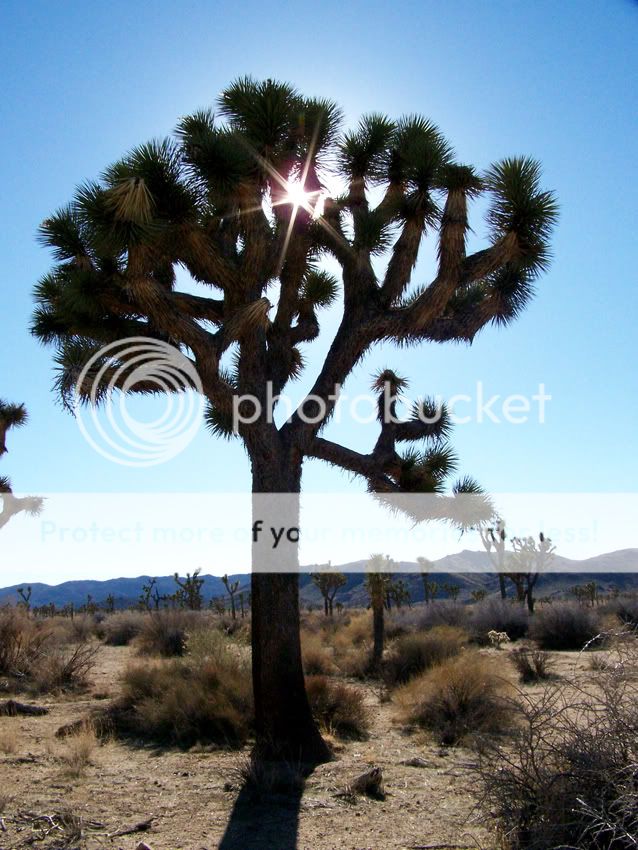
[74,338,204,467]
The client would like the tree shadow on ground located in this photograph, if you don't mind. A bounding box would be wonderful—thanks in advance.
[217,781,304,850]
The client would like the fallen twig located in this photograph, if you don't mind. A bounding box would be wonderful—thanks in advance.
[0,700,48,717]
[109,816,155,837]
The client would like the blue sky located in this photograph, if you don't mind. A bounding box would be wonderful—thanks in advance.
[1,1,637,577]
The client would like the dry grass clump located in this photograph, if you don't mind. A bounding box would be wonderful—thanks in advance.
[135,609,202,657]
[59,724,98,777]
[106,638,252,748]
[305,675,369,740]
[330,611,374,677]
[478,650,638,850]
[102,610,146,645]
[470,598,530,643]
[510,646,554,683]
[0,722,19,754]
[301,631,335,675]
[530,602,601,650]
[395,652,517,746]
[234,754,306,801]
[383,626,467,686]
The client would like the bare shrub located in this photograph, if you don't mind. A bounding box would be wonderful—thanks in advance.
[530,602,601,650]
[477,653,638,850]
[510,646,554,683]
[305,675,369,740]
[418,601,469,631]
[0,608,49,676]
[30,642,99,694]
[102,610,146,646]
[395,652,516,746]
[383,626,467,686]
[106,645,252,748]
[470,598,529,643]
[136,609,201,657]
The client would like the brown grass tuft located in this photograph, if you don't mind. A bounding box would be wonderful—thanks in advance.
[395,651,517,746]
[305,675,369,740]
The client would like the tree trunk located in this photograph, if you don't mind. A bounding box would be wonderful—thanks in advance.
[251,449,331,766]
[498,574,507,600]
[324,597,329,617]
[372,600,384,669]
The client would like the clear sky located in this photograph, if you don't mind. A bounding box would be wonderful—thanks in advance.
[1,1,637,580]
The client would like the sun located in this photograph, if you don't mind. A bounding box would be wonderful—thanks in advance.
[285,179,312,208]
[284,179,325,218]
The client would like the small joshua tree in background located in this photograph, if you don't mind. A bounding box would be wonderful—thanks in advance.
[366,554,395,669]
[418,556,436,605]
[479,518,508,600]
[510,532,555,613]
[17,585,32,611]
[311,564,347,616]
[174,568,205,610]
[222,574,240,620]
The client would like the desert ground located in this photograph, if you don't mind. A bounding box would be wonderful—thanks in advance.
[0,603,620,850]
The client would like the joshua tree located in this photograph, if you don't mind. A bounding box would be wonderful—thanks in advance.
[222,573,240,620]
[17,585,32,610]
[510,532,555,613]
[32,78,556,762]
[479,518,509,600]
[311,564,347,616]
[417,555,435,604]
[0,400,42,529]
[174,568,205,610]
[365,553,395,668]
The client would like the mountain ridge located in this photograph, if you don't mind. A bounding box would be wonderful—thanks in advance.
[2,548,637,608]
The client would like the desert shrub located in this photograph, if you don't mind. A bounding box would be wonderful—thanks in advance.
[301,631,335,675]
[0,608,48,676]
[395,652,516,746]
[29,642,99,694]
[0,607,97,693]
[331,611,375,678]
[305,675,369,740]
[608,596,638,628]
[102,611,146,646]
[530,603,601,650]
[107,646,252,748]
[68,614,98,643]
[478,660,638,850]
[136,609,201,656]
[383,626,467,686]
[510,646,554,683]
[470,598,529,643]
[418,601,469,631]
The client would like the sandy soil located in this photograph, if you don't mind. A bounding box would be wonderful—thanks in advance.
[0,644,600,850]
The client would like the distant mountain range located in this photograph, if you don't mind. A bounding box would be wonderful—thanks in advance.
[2,549,638,609]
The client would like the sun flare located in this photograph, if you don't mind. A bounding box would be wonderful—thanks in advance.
[284,179,326,219]
[284,179,312,208]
